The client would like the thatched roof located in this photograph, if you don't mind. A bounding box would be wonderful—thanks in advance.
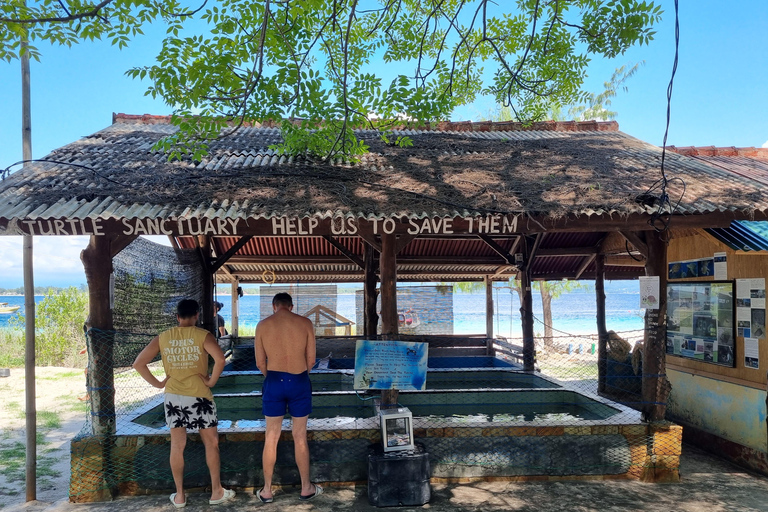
[2,115,766,227]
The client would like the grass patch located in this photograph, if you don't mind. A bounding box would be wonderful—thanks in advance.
[0,434,60,483]
[0,328,24,368]
[38,411,62,429]
[39,371,82,380]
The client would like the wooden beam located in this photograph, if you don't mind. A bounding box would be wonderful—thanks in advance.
[520,235,539,371]
[574,253,597,280]
[358,231,382,252]
[225,255,515,265]
[231,281,239,338]
[642,230,670,422]
[81,235,116,436]
[395,233,417,254]
[364,243,379,337]
[110,234,138,258]
[595,253,608,394]
[323,235,365,269]
[380,233,398,336]
[537,247,598,257]
[485,275,494,345]
[211,235,254,272]
[478,234,515,264]
[380,232,398,408]
[619,231,649,259]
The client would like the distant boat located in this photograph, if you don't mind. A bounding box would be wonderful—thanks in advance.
[0,302,20,314]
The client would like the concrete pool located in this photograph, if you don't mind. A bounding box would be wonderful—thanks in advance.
[69,356,680,501]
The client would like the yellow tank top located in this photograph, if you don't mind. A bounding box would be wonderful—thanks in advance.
[158,326,213,399]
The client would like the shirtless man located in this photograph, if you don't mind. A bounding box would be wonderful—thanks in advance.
[254,292,321,502]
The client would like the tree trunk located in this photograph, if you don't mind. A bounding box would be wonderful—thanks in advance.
[540,281,554,349]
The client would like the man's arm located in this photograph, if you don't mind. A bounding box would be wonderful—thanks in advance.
[201,333,226,388]
[132,336,167,388]
[305,318,316,373]
[254,321,268,376]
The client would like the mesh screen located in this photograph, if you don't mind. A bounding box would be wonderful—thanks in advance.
[70,276,679,502]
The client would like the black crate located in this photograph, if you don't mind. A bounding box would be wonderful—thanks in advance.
[368,443,431,507]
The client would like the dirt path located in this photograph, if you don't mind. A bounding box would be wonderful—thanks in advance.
[0,367,89,509]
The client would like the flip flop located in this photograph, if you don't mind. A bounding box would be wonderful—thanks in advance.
[169,493,186,508]
[299,483,323,501]
[209,488,236,505]
[256,488,274,503]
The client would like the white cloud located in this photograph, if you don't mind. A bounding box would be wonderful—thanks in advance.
[0,235,173,288]
[762,140,768,148]
[0,236,89,288]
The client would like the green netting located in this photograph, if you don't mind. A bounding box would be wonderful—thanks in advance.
[70,244,678,501]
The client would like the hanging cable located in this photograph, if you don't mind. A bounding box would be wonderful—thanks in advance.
[636,0,683,233]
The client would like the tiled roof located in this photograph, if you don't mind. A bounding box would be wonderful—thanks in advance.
[1,116,768,228]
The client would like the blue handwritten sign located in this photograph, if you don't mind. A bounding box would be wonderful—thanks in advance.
[353,340,428,390]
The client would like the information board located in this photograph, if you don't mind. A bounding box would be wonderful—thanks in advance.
[353,340,428,390]
[666,281,735,367]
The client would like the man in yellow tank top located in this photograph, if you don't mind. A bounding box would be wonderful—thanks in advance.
[133,299,235,508]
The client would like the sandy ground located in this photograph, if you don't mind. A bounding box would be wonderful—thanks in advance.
[0,367,88,509]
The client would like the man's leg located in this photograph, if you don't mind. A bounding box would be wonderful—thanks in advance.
[261,416,283,500]
[199,426,225,501]
[169,427,187,504]
[291,415,315,497]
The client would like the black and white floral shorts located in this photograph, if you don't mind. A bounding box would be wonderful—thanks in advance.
[164,393,219,430]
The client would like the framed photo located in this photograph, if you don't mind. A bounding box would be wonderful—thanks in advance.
[666,281,735,367]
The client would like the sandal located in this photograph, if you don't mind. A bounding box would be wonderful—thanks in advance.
[209,488,236,505]
[169,493,186,508]
[257,488,274,503]
[299,483,323,501]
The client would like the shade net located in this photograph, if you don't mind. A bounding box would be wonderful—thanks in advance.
[71,275,678,502]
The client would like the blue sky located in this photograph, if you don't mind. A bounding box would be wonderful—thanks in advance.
[0,0,766,288]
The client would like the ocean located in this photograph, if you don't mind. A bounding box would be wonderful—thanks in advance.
[0,282,645,336]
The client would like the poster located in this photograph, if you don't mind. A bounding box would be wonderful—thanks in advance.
[639,276,660,309]
[666,281,735,367]
[714,252,727,280]
[736,278,766,340]
[353,340,428,390]
[744,337,760,369]
[668,257,715,279]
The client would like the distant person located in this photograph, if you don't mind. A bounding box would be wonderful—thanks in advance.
[214,301,231,354]
[254,292,321,502]
[133,299,235,508]
[215,301,228,337]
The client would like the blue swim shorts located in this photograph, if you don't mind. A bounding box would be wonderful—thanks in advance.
[262,370,312,417]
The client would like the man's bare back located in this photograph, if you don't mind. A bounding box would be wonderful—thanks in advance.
[255,307,316,375]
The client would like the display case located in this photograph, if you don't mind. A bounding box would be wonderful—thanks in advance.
[380,407,414,452]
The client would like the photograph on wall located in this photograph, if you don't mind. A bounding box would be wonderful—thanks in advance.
[666,281,735,367]
[744,337,759,369]
[714,252,727,280]
[736,278,766,340]
[668,258,715,279]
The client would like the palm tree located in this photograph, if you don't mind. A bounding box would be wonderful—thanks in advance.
[192,397,215,416]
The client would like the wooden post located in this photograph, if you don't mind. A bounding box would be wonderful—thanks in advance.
[231,281,239,338]
[595,253,608,394]
[520,236,536,371]
[380,233,398,407]
[79,235,117,500]
[21,29,36,502]
[642,230,669,421]
[81,235,117,436]
[485,275,494,355]
[364,242,379,337]
[198,236,216,334]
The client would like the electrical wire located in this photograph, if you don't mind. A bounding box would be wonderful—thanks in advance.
[636,0,683,233]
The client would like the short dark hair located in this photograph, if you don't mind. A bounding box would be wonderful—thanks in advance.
[215,301,224,310]
[177,299,200,319]
[272,292,293,307]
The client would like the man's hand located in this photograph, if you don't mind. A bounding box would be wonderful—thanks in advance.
[199,374,217,388]
[153,376,169,389]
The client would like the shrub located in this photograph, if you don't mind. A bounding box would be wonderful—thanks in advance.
[9,287,89,367]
